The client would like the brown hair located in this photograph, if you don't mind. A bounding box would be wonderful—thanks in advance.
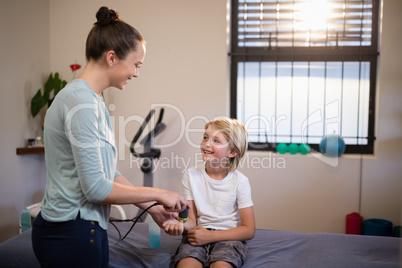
[205,118,248,172]
[85,6,145,61]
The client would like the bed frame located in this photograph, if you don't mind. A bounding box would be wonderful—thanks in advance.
[0,222,400,267]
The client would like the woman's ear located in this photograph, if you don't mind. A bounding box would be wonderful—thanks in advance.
[105,50,117,67]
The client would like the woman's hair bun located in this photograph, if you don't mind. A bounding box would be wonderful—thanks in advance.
[96,6,119,26]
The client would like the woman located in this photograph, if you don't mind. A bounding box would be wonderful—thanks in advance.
[31,6,188,267]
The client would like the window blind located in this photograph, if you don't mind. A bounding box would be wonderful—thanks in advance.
[237,0,374,48]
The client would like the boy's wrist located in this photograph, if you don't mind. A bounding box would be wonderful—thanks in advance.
[211,229,222,244]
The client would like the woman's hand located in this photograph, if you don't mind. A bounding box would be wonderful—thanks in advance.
[162,218,184,236]
[148,205,177,228]
[157,189,189,213]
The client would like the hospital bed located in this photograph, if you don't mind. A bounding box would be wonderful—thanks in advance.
[0,216,401,267]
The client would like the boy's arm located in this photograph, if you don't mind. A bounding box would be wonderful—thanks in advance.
[183,200,197,230]
[163,200,197,235]
[186,206,255,246]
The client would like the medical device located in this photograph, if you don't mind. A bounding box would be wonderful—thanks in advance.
[109,203,189,241]
[130,108,166,222]
[178,206,189,222]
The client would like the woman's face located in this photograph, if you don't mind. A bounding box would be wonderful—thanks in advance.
[110,42,146,90]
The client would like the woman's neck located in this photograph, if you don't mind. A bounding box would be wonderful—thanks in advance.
[76,61,109,95]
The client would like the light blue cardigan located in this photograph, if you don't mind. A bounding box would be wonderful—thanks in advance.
[41,79,119,230]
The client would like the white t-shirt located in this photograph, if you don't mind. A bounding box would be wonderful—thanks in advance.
[182,164,253,230]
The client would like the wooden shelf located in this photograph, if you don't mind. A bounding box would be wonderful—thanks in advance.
[16,147,45,155]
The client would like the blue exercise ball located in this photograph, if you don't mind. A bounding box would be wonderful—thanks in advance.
[319,134,346,157]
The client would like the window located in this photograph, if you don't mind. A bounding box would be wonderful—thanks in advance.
[230,0,379,154]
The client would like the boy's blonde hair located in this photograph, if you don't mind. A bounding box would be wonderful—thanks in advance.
[205,118,248,172]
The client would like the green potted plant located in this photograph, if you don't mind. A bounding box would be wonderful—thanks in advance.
[30,72,67,118]
[30,63,81,118]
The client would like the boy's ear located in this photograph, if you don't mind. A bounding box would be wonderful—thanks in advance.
[228,149,238,158]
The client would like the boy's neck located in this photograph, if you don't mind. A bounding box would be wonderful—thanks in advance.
[205,163,229,180]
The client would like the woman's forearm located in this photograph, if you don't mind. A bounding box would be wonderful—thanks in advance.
[112,175,157,210]
[101,175,188,213]
[114,174,134,186]
[101,181,162,205]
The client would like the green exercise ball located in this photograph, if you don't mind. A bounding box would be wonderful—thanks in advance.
[276,143,288,154]
[288,143,299,154]
[299,144,310,155]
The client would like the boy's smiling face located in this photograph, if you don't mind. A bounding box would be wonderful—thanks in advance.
[200,124,237,167]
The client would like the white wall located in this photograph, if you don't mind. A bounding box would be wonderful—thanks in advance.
[0,0,401,243]
[363,0,402,231]
[0,0,49,242]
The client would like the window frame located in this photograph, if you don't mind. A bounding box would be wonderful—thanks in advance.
[229,0,379,154]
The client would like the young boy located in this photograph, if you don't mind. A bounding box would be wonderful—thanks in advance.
[163,118,255,268]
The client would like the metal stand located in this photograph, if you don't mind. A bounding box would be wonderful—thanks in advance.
[130,108,165,222]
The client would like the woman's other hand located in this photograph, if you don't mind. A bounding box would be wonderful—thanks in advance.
[157,189,189,213]
[148,205,177,228]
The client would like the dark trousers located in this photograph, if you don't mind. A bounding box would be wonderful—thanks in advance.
[31,212,109,268]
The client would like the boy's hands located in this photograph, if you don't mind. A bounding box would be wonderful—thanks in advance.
[162,218,184,236]
[163,222,212,246]
[186,226,212,246]
[163,200,197,237]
